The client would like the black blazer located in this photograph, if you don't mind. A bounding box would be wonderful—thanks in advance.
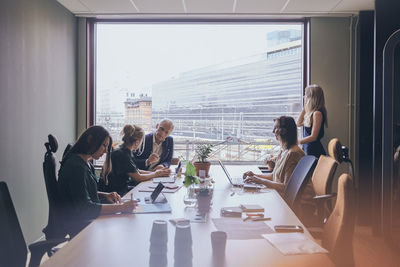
[134,133,174,170]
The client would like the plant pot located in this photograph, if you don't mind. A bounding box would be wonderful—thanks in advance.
[193,161,211,178]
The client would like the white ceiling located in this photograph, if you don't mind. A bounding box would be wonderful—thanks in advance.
[56,0,374,18]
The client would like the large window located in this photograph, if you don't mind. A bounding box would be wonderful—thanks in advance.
[93,21,306,162]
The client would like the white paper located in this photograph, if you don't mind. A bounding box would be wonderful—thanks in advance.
[262,233,328,255]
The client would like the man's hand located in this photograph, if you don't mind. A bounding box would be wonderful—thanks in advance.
[146,153,160,166]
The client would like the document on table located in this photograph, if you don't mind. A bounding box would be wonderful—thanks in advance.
[132,203,172,214]
[262,233,328,255]
[212,217,274,240]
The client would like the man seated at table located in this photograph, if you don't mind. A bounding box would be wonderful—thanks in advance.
[134,119,174,171]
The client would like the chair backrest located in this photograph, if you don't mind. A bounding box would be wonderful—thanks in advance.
[43,134,65,239]
[328,138,343,163]
[323,174,356,267]
[62,142,74,160]
[312,155,338,196]
[0,181,28,267]
[283,155,317,208]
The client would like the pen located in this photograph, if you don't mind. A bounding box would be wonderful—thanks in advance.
[252,217,271,221]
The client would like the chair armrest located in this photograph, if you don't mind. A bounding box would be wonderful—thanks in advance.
[313,193,337,201]
[28,238,69,267]
[307,226,323,240]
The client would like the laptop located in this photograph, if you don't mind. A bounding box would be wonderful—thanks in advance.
[153,161,182,183]
[218,160,265,189]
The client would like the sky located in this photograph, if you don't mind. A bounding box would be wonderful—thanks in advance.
[96,23,302,96]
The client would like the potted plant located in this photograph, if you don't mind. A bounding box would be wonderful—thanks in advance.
[193,144,213,178]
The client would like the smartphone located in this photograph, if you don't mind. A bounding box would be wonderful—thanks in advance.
[274,225,304,233]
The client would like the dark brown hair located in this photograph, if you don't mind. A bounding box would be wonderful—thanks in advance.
[273,116,298,149]
[63,125,113,184]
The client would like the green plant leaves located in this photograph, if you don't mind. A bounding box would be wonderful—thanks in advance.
[184,162,198,187]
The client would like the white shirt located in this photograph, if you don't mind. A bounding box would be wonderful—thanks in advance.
[149,134,163,170]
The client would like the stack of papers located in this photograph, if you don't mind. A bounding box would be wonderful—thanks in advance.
[262,233,328,255]
[132,203,172,214]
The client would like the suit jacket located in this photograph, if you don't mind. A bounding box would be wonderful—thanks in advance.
[134,133,174,170]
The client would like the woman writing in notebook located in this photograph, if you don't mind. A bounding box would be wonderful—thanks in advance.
[296,84,328,158]
[242,116,305,193]
[58,125,137,236]
[107,124,170,196]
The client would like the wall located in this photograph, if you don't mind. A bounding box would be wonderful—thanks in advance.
[77,18,87,135]
[0,0,77,242]
[309,17,354,188]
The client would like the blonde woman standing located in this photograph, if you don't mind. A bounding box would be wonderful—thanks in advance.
[297,84,328,158]
[108,124,171,196]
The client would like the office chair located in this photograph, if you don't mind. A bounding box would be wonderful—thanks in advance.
[62,142,73,160]
[0,181,63,267]
[329,137,355,179]
[311,154,339,225]
[322,174,356,267]
[282,155,317,214]
[43,135,68,241]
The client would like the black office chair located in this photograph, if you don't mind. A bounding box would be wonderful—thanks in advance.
[43,135,68,241]
[0,181,62,267]
[62,142,73,160]
[282,155,318,212]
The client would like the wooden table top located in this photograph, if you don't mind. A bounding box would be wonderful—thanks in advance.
[41,164,333,267]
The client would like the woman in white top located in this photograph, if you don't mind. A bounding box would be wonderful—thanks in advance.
[243,116,305,193]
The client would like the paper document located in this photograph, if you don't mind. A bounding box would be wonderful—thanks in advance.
[153,176,175,183]
[132,203,172,214]
[262,233,328,255]
[212,217,273,240]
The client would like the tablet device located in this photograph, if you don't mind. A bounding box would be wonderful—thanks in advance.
[147,182,165,203]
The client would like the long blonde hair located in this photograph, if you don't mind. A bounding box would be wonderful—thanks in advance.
[121,124,145,147]
[304,84,328,127]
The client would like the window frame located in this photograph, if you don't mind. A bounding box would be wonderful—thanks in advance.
[86,18,310,164]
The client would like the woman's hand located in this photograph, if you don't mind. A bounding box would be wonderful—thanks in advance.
[120,199,137,213]
[105,192,122,204]
[243,171,255,179]
[155,167,171,177]
[244,175,262,184]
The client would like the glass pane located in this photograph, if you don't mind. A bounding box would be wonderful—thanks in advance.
[96,23,303,162]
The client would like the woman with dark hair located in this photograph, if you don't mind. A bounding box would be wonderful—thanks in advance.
[242,116,305,193]
[58,125,136,236]
[108,124,171,196]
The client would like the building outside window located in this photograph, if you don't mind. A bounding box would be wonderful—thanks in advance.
[95,22,305,163]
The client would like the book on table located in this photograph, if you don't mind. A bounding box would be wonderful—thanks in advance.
[239,204,264,212]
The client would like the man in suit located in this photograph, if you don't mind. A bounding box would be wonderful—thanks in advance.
[134,119,174,171]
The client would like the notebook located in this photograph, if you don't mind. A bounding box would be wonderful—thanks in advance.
[218,160,264,189]
[153,161,182,183]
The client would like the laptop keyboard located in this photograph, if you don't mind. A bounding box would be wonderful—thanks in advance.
[232,177,244,185]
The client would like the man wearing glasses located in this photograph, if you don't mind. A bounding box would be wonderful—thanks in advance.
[134,119,174,172]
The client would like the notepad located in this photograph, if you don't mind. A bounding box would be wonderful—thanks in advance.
[132,203,172,214]
[262,233,328,255]
[239,204,264,212]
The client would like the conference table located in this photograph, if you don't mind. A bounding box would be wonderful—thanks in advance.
[41,164,334,267]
